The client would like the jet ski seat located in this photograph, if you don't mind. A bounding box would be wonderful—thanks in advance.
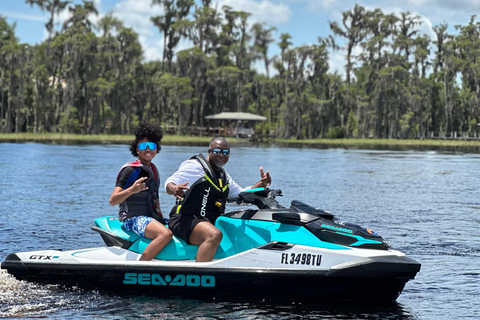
[93,216,271,261]
[94,217,199,260]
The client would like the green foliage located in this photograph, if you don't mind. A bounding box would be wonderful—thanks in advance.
[59,107,80,133]
[1,3,480,141]
[469,118,477,131]
[347,111,357,137]
[325,126,345,139]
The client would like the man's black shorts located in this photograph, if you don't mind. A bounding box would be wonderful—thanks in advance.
[168,209,210,244]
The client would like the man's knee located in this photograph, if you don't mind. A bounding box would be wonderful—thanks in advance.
[207,228,223,243]
[190,223,222,244]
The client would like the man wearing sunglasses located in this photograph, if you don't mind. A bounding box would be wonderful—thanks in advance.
[165,137,271,262]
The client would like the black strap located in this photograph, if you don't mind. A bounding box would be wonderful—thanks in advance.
[192,154,226,188]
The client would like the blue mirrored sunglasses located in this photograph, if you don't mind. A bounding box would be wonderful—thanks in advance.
[138,142,157,150]
[211,148,230,155]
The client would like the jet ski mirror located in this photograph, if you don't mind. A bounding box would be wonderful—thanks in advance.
[267,189,282,198]
[227,188,285,209]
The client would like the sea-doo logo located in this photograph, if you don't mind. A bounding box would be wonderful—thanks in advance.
[321,224,353,234]
[123,273,215,287]
[200,187,211,217]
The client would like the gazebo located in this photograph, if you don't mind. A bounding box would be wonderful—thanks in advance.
[204,112,267,138]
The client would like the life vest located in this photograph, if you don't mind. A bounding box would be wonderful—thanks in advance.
[116,160,165,224]
[175,154,230,223]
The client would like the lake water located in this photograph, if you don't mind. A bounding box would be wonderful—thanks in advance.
[0,142,479,319]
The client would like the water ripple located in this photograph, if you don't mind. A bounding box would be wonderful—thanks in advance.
[1,144,480,319]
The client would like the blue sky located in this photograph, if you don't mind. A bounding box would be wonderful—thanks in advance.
[2,0,480,75]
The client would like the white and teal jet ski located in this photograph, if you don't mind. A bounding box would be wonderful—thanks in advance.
[1,188,420,302]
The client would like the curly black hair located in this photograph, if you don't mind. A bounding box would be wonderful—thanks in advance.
[129,122,164,157]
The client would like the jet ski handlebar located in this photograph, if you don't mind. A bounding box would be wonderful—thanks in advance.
[227,188,285,209]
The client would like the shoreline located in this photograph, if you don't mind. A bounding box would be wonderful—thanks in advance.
[1,133,480,150]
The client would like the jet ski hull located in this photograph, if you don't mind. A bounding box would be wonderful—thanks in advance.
[1,189,421,302]
[1,245,420,302]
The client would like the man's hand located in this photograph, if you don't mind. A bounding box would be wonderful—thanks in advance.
[259,166,271,187]
[167,182,190,199]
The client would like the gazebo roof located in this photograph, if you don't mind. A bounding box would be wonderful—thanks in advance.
[204,112,267,121]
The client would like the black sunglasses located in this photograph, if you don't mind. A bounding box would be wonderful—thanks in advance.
[210,148,230,155]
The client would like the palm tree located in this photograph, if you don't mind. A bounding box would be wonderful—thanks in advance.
[329,4,370,85]
[251,22,276,79]
[0,17,19,132]
[25,0,70,57]
[151,0,194,72]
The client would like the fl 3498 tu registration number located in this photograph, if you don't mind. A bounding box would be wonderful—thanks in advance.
[280,253,322,266]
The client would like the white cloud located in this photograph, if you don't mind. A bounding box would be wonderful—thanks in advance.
[363,5,436,38]
[215,0,291,25]
[406,0,480,10]
[112,0,164,37]
[109,0,166,61]
[418,15,435,39]
[1,11,46,23]
[328,49,346,77]
[143,42,163,61]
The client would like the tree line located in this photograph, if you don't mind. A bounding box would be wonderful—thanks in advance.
[1,1,480,139]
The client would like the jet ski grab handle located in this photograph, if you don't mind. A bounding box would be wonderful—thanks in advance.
[227,188,286,210]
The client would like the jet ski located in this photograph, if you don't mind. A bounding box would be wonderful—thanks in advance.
[0,188,420,302]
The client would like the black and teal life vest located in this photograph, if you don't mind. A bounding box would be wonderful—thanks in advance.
[116,160,165,224]
[175,154,230,223]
